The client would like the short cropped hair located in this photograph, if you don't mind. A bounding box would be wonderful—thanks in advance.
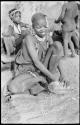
[31,12,46,27]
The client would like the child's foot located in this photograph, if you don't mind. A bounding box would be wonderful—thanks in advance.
[70,53,76,57]
[75,49,79,55]
[48,81,70,95]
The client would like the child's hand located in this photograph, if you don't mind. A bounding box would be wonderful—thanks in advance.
[14,34,20,39]
[21,30,30,37]
[25,24,31,29]
[59,74,64,82]
[59,75,70,87]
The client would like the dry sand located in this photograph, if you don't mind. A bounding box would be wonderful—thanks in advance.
[1,55,79,124]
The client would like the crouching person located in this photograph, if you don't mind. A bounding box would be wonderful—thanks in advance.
[4,13,69,100]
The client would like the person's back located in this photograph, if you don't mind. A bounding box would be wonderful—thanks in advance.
[63,2,78,21]
[55,1,79,57]
[62,1,79,31]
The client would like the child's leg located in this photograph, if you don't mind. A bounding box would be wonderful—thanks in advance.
[69,42,75,56]
[43,45,61,83]
[43,45,54,67]
[68,32,75,56]
[43,44,62,73]
[72,31,79,49]
[62,31,69,56]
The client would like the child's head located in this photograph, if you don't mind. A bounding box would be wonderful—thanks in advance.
[9,8,21,24]
[31,12,48,38]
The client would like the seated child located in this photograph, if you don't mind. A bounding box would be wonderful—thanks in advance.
[55,1,79,57]
[5,12,68,97]
[2,8,31,56]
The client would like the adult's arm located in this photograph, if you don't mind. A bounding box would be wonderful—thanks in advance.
[59,3,67,19]
[55,3,67,23]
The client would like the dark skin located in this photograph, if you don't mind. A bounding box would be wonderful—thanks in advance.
[23,17,66,83]
[2,11,30,42]
[11,12,31,54]
[55,1,79,57]
[23,35,55,81]
[4,15,68,99]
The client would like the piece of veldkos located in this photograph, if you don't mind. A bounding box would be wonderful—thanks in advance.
[48,81,71,94]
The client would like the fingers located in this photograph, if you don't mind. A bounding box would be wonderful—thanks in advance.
[64,80,70,87]
[59,76,64,82]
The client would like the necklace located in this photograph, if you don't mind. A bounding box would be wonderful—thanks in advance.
[35,35,46,43]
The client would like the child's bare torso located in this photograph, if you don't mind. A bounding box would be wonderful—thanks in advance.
[22,35,48,63]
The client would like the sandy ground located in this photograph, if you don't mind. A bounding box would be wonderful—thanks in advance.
[1,55,79,124]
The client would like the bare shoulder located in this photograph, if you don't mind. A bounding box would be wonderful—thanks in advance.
[26,34,36,41]
[25,34,36,46]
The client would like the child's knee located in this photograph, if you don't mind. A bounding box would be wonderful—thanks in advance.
[48,45,55,53]
[54,41,63,55]
[55,41,62,49]
[7,82,17,94]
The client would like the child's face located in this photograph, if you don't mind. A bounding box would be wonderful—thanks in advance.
[34,18,48,38]
[13,12,21,24]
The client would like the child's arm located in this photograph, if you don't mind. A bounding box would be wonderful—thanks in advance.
[20,22,31,29]
[26,34,56,81]
[46,33,53,46]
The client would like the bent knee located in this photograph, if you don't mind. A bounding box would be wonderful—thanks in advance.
[55,41,62,48]
[7,82,18,94]
[55,41,64,56]
[55,41,63,51]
